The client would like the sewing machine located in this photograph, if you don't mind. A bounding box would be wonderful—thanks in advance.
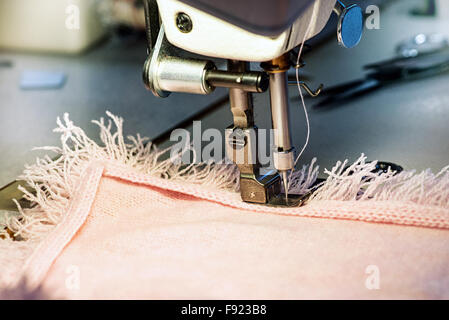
[142,0,363,206]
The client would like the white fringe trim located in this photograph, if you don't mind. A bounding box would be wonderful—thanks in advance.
[308,157,449,208]
[2,112,242,241]
[1,112,448,289]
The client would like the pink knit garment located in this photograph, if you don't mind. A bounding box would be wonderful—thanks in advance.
[7,161,447,299]
[1,113,448,299]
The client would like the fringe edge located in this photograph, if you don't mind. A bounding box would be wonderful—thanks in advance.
[1,111,448,287]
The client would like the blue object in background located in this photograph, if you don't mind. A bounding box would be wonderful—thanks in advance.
[337,3,364,49]
[20,71,66,90]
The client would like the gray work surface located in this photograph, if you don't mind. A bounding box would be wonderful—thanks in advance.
[0,0,449,190]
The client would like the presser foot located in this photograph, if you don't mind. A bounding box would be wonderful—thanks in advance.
[266,193,308,208]
[239,171,281,204]
[239,171,307,208]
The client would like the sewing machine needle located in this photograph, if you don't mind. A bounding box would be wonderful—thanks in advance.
[282,171,289,203]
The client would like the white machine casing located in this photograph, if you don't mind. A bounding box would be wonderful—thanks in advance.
[157,0,337,61]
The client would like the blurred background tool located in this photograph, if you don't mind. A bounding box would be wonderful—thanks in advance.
[396,33,449,58]
[315,43,449,108]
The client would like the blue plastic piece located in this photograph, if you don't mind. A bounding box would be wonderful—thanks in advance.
[339,5,363,49]
[20,71,66,90]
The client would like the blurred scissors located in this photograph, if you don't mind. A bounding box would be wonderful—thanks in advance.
[315,34,449,108]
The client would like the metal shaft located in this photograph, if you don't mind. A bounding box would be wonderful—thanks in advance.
[227,60,257,176]
[269,72,292,152]
[227,60,254,129]
[206,70,269,93]
[268,69,294,203]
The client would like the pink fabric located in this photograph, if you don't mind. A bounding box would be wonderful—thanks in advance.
[17,161,449,299]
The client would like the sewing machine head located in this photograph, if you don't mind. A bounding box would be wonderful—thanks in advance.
[142,0,363,206]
